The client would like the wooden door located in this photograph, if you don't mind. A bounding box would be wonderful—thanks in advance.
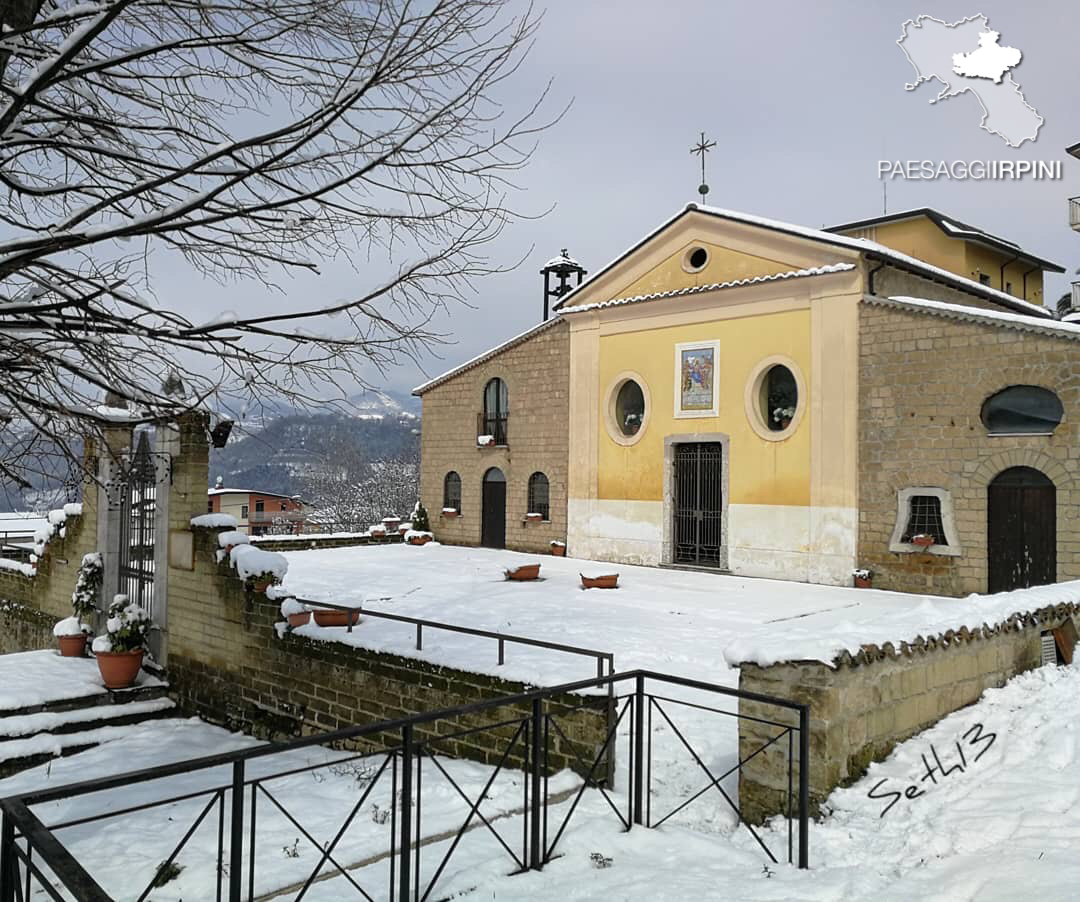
[481,468,506,549]
[988,467,1056,593]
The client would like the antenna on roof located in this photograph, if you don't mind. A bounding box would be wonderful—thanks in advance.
[882,178,888,215]
[690,132,716,202]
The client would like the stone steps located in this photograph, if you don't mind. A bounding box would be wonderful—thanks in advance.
[0,679,177,777]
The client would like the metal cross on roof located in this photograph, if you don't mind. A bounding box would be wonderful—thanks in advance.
[690,131,716,200]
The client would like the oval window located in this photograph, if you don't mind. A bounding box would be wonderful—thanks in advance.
[981,386,1063,435]
[615,380,646,436]
[760,364,798,431]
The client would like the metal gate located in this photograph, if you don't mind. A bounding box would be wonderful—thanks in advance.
[673,443,724,567]
[118,431,157,616]
[988,466,1056,593]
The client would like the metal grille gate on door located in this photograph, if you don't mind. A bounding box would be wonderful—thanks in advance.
[118,431,157,617]
[673,443,723,567]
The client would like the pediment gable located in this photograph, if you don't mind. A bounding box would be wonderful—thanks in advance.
[557,207,861,311]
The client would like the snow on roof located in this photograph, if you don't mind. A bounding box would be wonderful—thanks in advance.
[552,203,1054,319]
[869,295,1080,341]
[207,488,299,500]
[559,263,856,314]
[412,316,566,396]
[543,249,582,269]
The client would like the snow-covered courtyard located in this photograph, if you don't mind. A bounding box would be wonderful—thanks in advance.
[275,542,1079,686]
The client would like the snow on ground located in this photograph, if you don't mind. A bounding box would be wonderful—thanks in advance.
[0,650,164,712]
[277,660,1080,902]
[276,543,1076,684]
[2,718,577,901]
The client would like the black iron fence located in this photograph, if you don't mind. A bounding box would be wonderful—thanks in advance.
[0,670,808,902]
[283,596,616,681]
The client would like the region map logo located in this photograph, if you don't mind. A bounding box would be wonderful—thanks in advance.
[898,14,1041,147]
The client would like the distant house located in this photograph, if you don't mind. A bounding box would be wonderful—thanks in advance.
[206,484,304,535]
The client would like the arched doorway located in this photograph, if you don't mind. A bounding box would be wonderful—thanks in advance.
[988,466,1056,593]
[481,467,506,549]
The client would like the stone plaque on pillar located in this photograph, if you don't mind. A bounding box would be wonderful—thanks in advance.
[168,529,194,571]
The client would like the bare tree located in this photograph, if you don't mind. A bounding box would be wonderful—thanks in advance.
[0,0,551,491]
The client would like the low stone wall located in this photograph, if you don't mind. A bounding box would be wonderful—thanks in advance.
[737,603,1079,824]
[249,534,404,552]
[0,507,97,647]
[169,527,612,778]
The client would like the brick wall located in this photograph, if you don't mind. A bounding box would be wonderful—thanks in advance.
[170,527,611,777]
[418,319,569,553]
[857,301,1079,595]
[737,603,1078,824]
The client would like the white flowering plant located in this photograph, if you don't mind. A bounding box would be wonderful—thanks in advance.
[70,552,103,620]
[93,594,151,654]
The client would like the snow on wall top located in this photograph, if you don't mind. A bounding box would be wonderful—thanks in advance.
[872,295,1080,341]
[723,579,1080,668]
[190,513,238,529]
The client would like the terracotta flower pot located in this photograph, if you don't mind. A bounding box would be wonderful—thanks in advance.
[854,576,872,589]
[550,543,566,557]
[581,573,619,590]
[441,510,458,519]
[96,649,145,689]
[525,513,543,523]
[57,634,88,658]
[312,609,361,627]
[407,535,431,546]
[287,611,311,628]
[911,535,935,549]
[779,418,791,430]
[251,578,274,593]
[505,564,541,581]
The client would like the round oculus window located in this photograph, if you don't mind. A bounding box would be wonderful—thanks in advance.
[683,246,709,272]
[615,380,646,436]
[760,364,798,432]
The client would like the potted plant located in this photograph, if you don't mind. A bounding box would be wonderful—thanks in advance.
[581,573,619,590]
[56,552,103,656]
[53,617,92,657]
[248,570,279,593]
[852,568,873,589]
[550,540,566,557]
[504,563,541,581]
[525,512,543,524]
[382,516,401,533]
[312,607,361,627]
[280,598,310,628]
[772,406,796,430]
[441,507,459,519]
[92,595,151,689]
[910,533,935,549]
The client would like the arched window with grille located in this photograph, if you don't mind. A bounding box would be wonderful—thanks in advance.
[482,378,508,445]
[443,471,461,514]
[527,472,549,521]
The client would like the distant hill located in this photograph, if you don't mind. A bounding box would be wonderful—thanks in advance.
[209,389,421,497]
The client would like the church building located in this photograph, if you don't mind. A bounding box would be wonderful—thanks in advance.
[415,203,1080,597]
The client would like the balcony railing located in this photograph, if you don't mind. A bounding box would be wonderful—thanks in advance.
[1070,196,1080,230]
[247,510,305,523]
[476,411,509,446]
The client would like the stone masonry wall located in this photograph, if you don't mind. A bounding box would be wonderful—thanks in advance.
[418,319,570,553]
[169,526,611,777]
[857,301,1080,596]
[737,603,1079,824]
[872,265,1047,316]
[0,499,98,652]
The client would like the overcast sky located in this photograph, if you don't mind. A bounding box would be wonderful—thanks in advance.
[158,0,1080,402]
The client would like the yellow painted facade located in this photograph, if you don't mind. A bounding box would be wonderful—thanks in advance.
[596,310,812,506]
[839,216,1046,303]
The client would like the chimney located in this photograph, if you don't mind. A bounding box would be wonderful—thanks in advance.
[540,249,586,320]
